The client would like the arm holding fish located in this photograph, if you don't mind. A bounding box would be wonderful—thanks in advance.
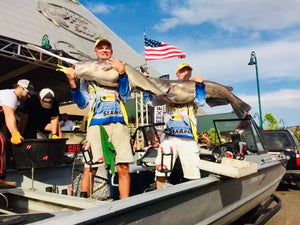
[144,92,153,105]
[118,73,131,101]
[70,80,89,109]
[143,92,166,107]
[140,71,166,106]
[60,65,89,109]
[107,57,131,100]
[140,70,154,106]
[193,75,206,106]
[58,65,77,89]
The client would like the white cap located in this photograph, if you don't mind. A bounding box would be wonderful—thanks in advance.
[17,79,35,94]
[39,88,55,109]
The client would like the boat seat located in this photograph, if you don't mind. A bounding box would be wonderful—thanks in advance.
[136,146,158,169]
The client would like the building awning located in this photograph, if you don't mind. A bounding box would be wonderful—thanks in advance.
[0,36,75,103]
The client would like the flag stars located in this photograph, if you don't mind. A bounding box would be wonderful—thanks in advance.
[144,37,162,47]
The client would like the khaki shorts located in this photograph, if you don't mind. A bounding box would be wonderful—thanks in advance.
[155,136,200,179]
[86,123,134,169]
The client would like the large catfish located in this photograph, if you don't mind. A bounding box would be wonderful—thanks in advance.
[75,59,166,96]
[74,59,251,118]
[149,78,251,118]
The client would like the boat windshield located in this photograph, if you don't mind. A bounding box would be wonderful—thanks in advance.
[213,118,265,155]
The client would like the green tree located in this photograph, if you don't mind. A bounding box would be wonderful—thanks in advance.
[263,113,279,130]
[208,128,220,145]
[291,129,300,142]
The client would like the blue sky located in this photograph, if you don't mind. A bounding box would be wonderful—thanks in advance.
[80,0,300,127]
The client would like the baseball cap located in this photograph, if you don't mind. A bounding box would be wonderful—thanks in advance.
[39,88,55,109]
[95,38,112,48]
[62,113,69,118]
[17,79,35,95]
[176,63,193,73]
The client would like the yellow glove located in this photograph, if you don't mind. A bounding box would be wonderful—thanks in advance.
[10,131,24,145]
[56,65,68,73]
[51,134,60,139]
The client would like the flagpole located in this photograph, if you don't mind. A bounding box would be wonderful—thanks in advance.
[143,30,147,65]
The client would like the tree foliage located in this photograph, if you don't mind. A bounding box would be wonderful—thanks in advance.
[291,128,300,142]
[263,113,279,130]
[208,128,220,145]
[263,113,300,142]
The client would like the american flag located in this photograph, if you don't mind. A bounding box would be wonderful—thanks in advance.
[144,35,186,61]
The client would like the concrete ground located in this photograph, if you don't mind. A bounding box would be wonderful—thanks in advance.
[267,184,300,225]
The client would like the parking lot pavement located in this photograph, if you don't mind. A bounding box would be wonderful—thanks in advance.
[267,184,300,225]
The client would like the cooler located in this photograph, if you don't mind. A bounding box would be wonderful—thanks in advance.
[12,138,68,169]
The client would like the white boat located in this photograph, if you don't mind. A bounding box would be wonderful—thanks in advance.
[0,118,286,225]
[0,1,285,223]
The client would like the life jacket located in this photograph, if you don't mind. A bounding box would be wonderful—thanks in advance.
[164,103,198,142]
[87,82,128,127]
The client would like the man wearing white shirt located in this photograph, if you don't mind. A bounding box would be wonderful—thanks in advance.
[59,113,75,131]
[0,79,34,187]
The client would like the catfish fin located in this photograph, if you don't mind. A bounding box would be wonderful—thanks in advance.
[206,98,230,107]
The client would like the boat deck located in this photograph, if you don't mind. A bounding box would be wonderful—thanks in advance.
[1,188,106,213]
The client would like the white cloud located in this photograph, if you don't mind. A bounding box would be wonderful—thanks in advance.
[85,3,114,14]
[148,39,300,126]
[200,89,300,126]
[81,0,300,126]
[156,0,300,32]
[241,89,300,126]
[257,90,300,111]
[150,39,300,83]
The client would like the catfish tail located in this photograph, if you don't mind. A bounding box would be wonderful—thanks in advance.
[231,98,251,118]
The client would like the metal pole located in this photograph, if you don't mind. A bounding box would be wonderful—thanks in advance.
[279,119,285,129]
[254,56,263,130]
[249,51,263,130]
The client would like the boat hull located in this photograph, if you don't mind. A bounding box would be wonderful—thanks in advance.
[33,157,285,225]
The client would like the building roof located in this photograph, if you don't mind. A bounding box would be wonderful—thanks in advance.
[0,0,161,102]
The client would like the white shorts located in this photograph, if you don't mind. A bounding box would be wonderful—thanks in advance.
[155,135,201,179]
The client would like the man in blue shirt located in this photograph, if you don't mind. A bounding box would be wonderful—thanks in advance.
[145,63,206,188]
[62,38,134,199]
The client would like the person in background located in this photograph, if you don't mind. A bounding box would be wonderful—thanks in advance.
[0,79,35,187]
[60,38,134,199]
[199,132,210,146]
[59,113,75,131]
[19,88,62,139]
[145,63,206,189]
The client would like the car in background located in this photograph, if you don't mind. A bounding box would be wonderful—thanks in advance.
[260,129,300,189]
